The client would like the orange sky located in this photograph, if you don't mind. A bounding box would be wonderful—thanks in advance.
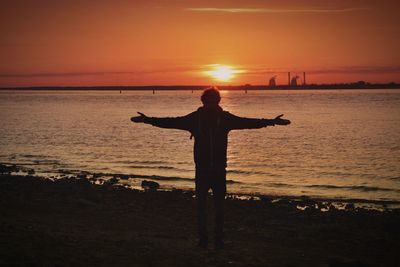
[1,0,399,87]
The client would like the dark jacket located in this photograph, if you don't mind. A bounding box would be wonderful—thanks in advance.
[145,106,275,170]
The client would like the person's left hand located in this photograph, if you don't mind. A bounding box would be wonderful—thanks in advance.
[131,112,148,123]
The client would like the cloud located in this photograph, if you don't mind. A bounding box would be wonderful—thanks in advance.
[0,71,133,78]
[239,66,400,76]
[310,66,400,74]
[187,7,370,14]
[2,65,398,79]
[0,67,200,78]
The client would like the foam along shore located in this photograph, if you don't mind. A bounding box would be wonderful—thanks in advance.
[1,173,399,267]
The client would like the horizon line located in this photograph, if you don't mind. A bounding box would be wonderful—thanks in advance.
[186,7,370,14]
[1,82,400,90]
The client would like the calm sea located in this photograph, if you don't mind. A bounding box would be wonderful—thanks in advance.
[1,89,399,203]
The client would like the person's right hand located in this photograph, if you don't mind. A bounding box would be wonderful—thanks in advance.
[274,114,291,125]
[131,112,148,123]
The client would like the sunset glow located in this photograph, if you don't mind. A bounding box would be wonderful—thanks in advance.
[1,1,400,264]
[0,0,399,87]
[206,65,238,82]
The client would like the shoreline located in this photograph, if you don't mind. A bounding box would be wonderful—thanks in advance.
[1,173,399,266]
[1,163,399,211]
[1,85,400,91]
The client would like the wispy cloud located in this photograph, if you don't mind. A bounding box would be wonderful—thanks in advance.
[311,66,400,74]
[240,65,400,76]
[187,7,370,14]
[2,66,398,79]
[0,71,133,78]
[0,67,199,78]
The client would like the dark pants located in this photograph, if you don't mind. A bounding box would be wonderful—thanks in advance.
[195,168,226,244]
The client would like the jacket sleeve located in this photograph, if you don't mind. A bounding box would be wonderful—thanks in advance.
[225,112,275,130]
[144,112,195,132]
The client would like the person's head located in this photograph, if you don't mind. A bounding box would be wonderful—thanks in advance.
[201,87,221,107]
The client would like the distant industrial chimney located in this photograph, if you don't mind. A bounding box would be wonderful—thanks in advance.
[269,76,277,88]
[290,76,299,87]
[288,72,291,86]
[303,72,306,86]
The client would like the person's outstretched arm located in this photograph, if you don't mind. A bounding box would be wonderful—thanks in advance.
[226,113,290,130]
[131,112,195,131]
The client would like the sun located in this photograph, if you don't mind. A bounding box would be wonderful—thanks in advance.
[207,65,237,82]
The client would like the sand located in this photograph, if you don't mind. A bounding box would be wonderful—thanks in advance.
[1,173,399,267]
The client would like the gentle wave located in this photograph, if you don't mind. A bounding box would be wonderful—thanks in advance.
[305,184,400,193]
[268,182,297,188]
[2,90,400,202]
[124,173,194,182]
[32,159,60,165]
[113,160,168,165]
[127,166,269,175]
[52,168,242,184]
[20,154,40,158]
[129,165,175,170]
[116,173,240,184]
[128,165,192,172]
[227,169,268,175]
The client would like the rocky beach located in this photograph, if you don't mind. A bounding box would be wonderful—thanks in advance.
[1,165,399,267]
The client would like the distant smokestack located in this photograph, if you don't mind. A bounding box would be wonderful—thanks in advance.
[291,76,299,87]
[269,76,277,88]
[288,72,291,86]
[303,72,306,86]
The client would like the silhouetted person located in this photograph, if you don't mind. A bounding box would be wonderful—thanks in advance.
[131,88,290,249]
